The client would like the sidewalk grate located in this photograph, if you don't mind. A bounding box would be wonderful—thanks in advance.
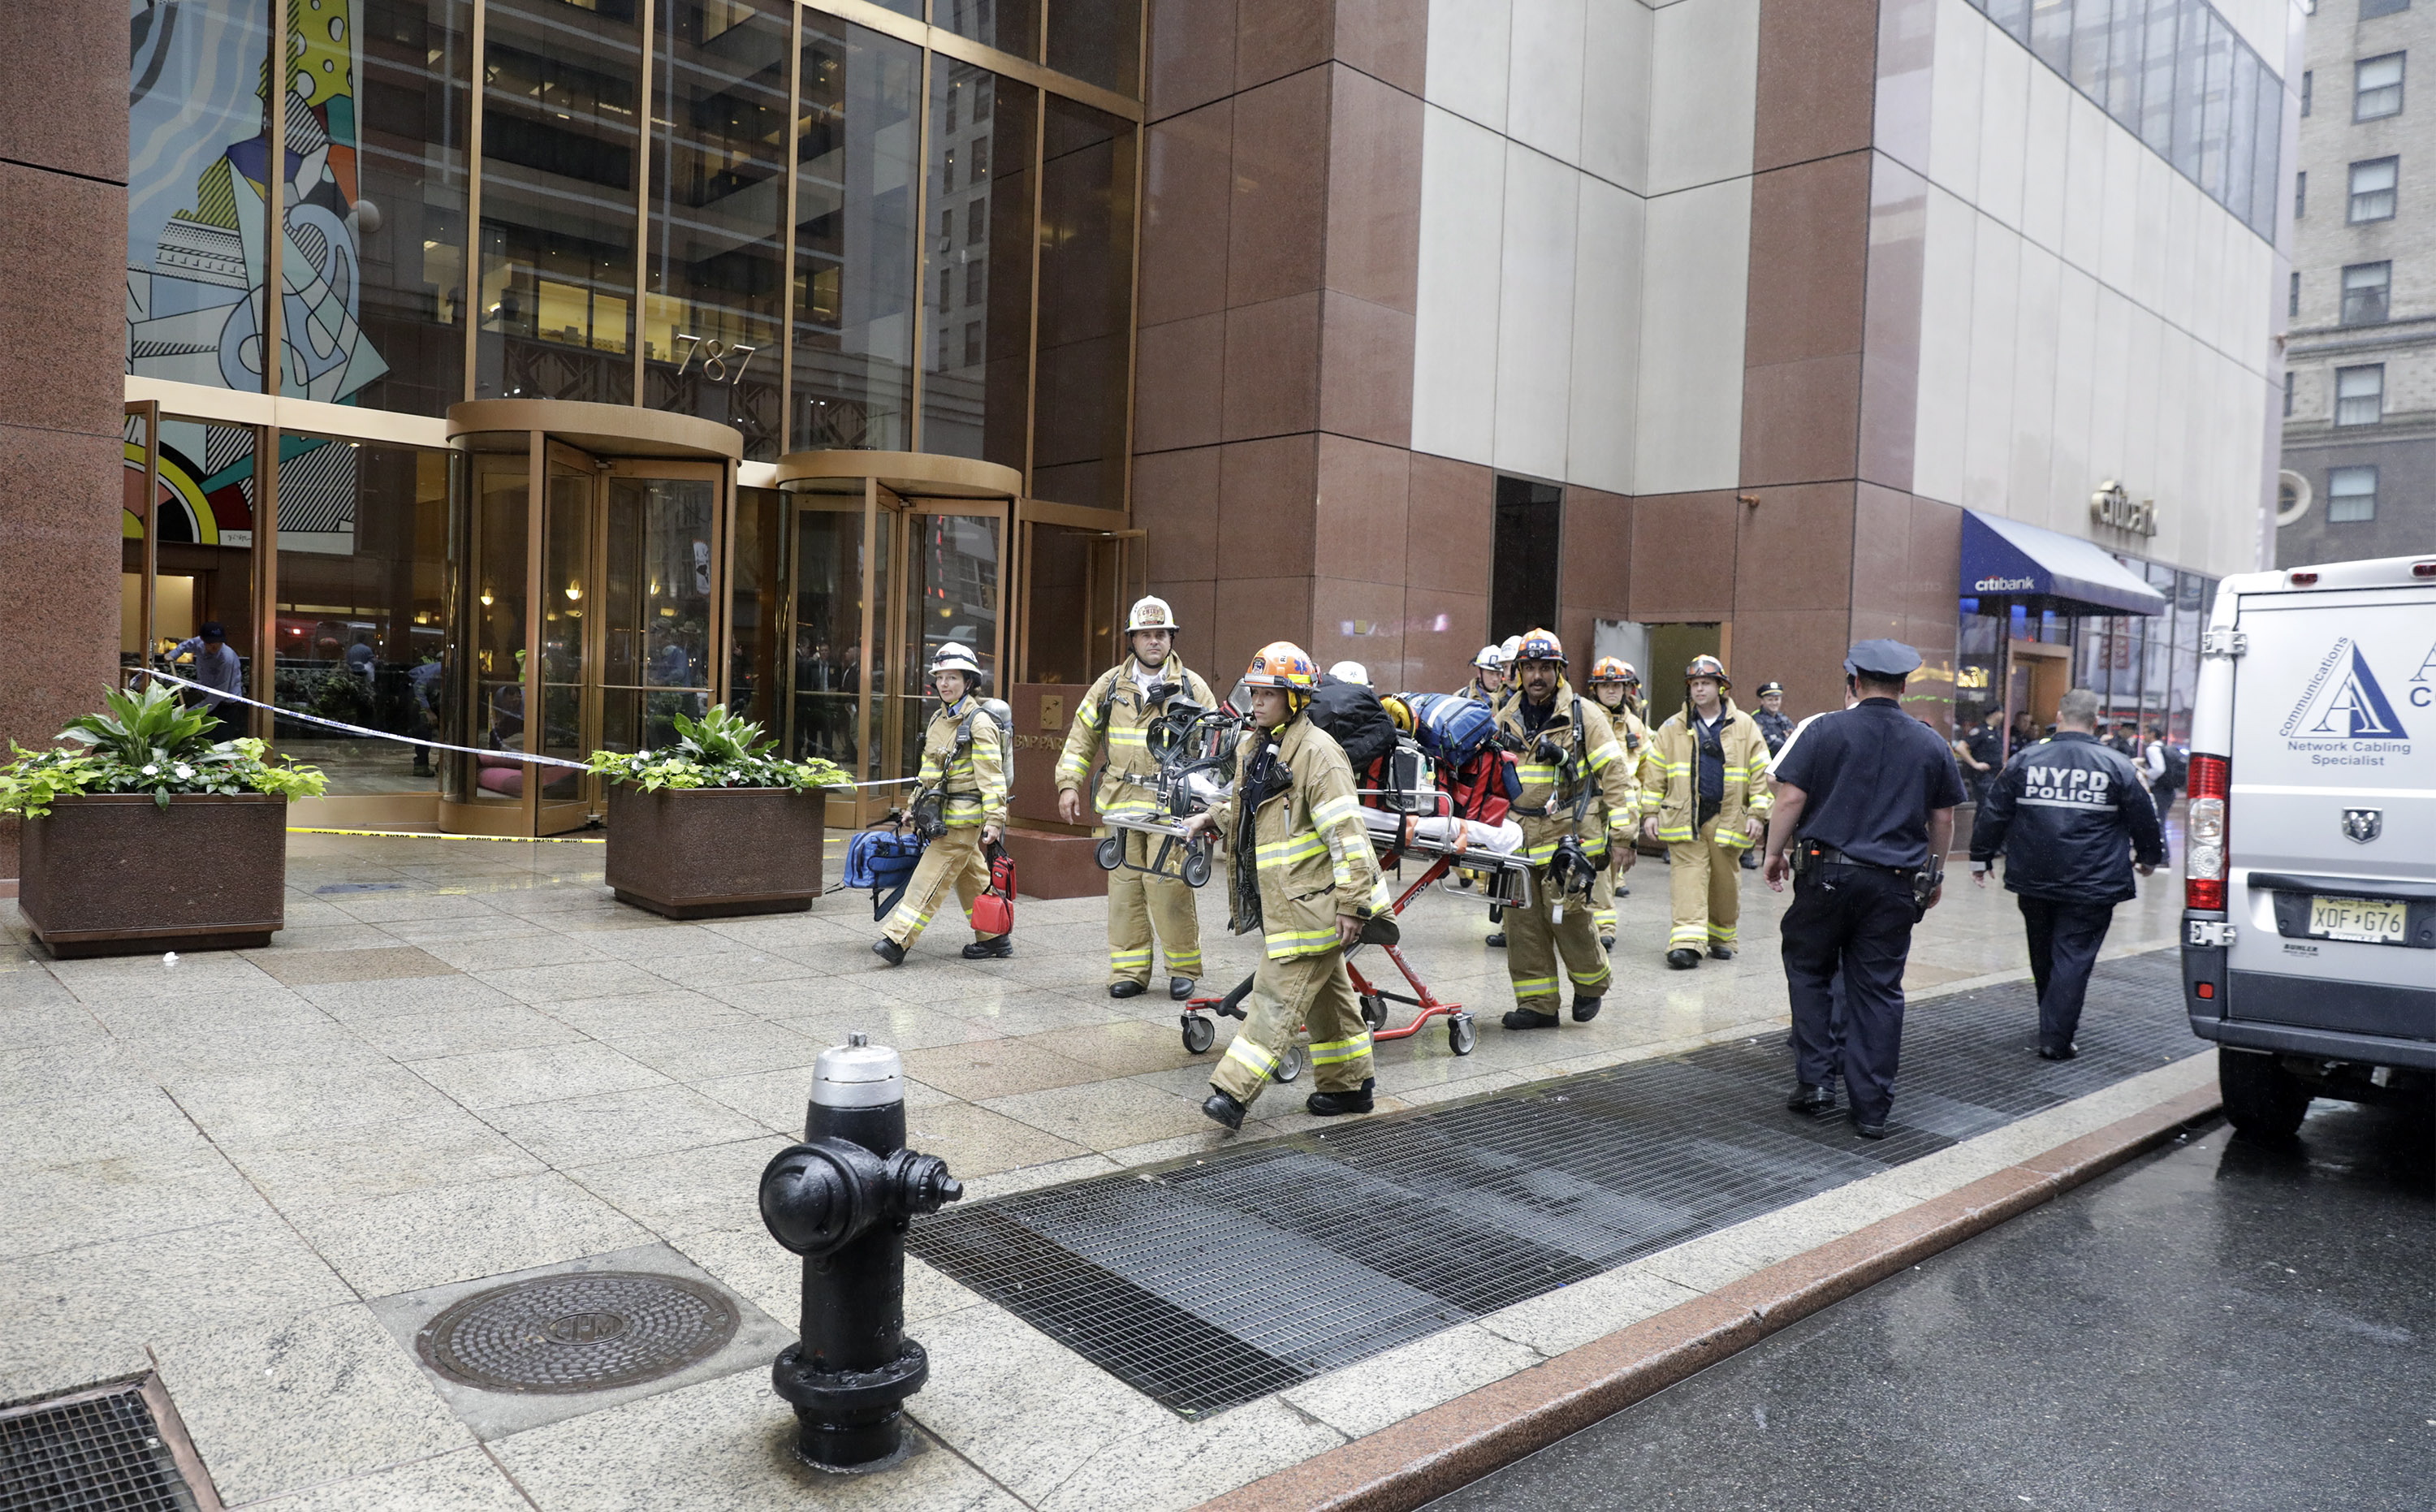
[910,950,2197,1417]
[0,1380,209,1512]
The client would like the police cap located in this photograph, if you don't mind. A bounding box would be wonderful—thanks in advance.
[1842,639,1923,678]
[1755,680,1784,697]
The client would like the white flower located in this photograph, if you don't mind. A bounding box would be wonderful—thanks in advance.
[142,764,160,775]
[172,765,194,780]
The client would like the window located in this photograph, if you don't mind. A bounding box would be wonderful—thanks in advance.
[2304,70,2314,115]
[2363,0,2409,17]
[2297,170,2308,218]
[2350,157,2399,220]
[2335,364,2386,425]
[2291,270,2302,317]
[2342,261,2391,324]
[2283,371,2296,417]
[2328,466,2379,521]
[1489,476,1564,642]
[2357,53,2406,119]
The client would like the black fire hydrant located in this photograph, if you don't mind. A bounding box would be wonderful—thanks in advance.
[760,1033,963,1471]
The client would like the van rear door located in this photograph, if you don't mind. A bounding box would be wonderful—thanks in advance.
[2225,585,2436,1042]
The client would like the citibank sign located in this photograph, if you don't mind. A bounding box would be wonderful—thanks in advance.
[1974,574,2037,593]
[2089,480,2158,536]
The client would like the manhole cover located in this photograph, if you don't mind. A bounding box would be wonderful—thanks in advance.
[416,1272,741,1394]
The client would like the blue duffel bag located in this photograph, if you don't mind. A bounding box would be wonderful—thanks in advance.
[844,828,925,921]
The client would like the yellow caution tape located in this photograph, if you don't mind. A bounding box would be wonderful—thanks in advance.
[286,827,606,845]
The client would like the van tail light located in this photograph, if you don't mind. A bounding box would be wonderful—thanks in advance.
[2184,754,2229,912]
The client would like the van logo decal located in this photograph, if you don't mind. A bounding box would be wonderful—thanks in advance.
[2283,640,2409,745]
[2342,808,2383,844]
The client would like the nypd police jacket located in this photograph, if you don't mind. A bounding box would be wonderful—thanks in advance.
[1969,730,2165,905]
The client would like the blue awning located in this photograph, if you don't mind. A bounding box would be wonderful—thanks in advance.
[1960,510,2167,617]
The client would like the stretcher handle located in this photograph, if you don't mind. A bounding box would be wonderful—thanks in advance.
[1216,974,1256,1019]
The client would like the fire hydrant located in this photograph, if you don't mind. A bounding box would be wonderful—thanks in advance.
[760,1033,963,1471]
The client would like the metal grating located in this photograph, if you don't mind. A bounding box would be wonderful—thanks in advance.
[0,1383,203,1512]
[911,950,2199,1416]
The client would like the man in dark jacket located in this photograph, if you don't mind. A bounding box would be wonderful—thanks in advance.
[1969,688,2165,1061]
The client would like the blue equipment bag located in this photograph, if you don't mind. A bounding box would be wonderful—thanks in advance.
[1408,692,1501,769]
[844,828,926,921]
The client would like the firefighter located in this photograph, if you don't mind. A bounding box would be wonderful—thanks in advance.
[1055,596,1218,1000]
[1177,642,1390,1126]
[1458,645,1505,704]
[1639,654,1772,969]
[1583,656,1651,947]
[872,642,1008,966]
[1494,629,1639,1030]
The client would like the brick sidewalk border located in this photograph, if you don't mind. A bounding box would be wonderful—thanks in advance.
[1194,1080,2226,1512]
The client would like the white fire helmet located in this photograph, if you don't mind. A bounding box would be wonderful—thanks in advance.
[1328,660,1370,686]
[930,642,983,681]
[1473,644,1504,671]
[1126,597,1181,634]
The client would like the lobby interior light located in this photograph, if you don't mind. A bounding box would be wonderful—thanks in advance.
[565,582,582,601]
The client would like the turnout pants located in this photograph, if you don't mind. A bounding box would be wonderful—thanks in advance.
[1106,827,1205,985]
[1668,817,1744,953]
[2018,895,2114,1052]
[882,826,991,948]
[1212,948,1372,1106]
[1505,863,1614,1017]
[1591,859,1618,940]
[1780,866,1918,1125]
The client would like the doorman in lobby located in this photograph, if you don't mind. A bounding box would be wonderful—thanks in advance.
[1641,655,1772,968]
[1585,656,1649,945]
[872,642,1009,967]
[1495,630,1639,1030]
[1055,596,1217,1000]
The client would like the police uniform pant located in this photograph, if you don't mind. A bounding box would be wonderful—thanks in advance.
[882,826,991,949]
[1505,865,1613,1017]
[2018,895,2114,1053]
[1212,948,1371,1106]
[1105,827,1205,985]
[1780,866,1917,1125]
[1667,817,1745,953]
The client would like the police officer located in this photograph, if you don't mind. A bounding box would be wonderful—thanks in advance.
[1970,688,2164,1060]
[1751,681,1795,754]
[1763,640,1966,1138]
[872,642,1009,966]
[1055,596,1217,1000]
[1494,630,1639,1030]
[1177,642,1389,1126]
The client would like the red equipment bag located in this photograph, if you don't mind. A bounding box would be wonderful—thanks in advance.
[970,841,1017,937]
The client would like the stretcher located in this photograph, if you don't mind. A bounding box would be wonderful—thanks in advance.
[1176,795,1532,1069]
[1095,770,1226,887]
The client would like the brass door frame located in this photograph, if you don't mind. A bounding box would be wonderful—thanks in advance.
[875,490,1010,810]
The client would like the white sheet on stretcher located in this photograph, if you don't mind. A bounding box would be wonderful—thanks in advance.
[1360,807,1522,856]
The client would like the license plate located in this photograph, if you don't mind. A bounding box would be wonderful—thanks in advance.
[2309,895,2410,944]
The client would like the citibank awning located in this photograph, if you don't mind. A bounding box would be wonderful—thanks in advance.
[1959,509,2166,617]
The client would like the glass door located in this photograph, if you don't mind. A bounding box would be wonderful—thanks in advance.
[599,464,721,759]
[536,443,598,833]
[874,497,1004,793]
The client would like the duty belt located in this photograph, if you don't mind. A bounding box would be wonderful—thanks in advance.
[1805,842,1914,875]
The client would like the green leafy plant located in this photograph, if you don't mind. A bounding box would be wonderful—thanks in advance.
[0,684,330,816]
[585,706,852,793]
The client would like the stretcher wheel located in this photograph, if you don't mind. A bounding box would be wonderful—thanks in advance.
[1359,995,1388,1031]
[1095,835,1124,870]
[1181,1013,1216,1056]
[1181,845,1212,888]
[1448,1013,1477,1056]
[1273,1044,1307,1084]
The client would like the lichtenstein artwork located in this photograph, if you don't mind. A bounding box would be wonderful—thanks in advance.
[127,0,387,404]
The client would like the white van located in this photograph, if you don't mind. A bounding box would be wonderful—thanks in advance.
[2183,553,2436,1138]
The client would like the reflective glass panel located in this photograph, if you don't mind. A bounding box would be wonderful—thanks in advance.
[2032,0,2075,73]
[788,499,867,773]
[2252,58,2285,232]
[790,17,920,450]
[272,438,449,793]
[1031,97,1136,512]
[642,0,790,460]
[913,512,1001,688]
[729,486,783,724]
[127,0,274,393]
[920,64,1037,470]
[2138,0,2180,152]
[2105,0,2145,122]
[143,419,262,735]
[2196,10,2231,197]
[938,0,1039,62]
[536,463,591,801]
[1047,0,1142,96]
[476,0,644,404]
[447,433,528,806]
[2224,45,2257,218]
[283,0,472,415]
[601,476,716,752]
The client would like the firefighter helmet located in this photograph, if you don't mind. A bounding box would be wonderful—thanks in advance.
[1513,628,1566,667]
[1499,634,1523,663]
[1382,693,1417,733]
[1588,655,1638,687]
[1241,642,1319,692]
[1684,654,1730,690]
[1328,659,1370,686]
[931,641,983,680]
[1473,644,1504,672]
[1126,596,1181,634]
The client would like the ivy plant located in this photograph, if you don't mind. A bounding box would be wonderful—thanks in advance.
[585,706,852,794]
[0,684,330,816]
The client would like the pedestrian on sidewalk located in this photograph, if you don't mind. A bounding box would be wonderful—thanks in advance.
[1764,640,1964,1139]
[870,643,1009,967]
[1968,688,2164,1061]
[1640,656,1771,967]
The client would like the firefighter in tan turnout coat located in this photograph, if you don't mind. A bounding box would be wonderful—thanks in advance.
[1639,654,1773,969]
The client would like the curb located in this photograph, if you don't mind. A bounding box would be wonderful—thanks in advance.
[1194,1080,2223,1512]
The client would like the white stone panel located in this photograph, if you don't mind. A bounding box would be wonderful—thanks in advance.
[1961,221,2021,512]
[1926,0,1985,203]
[1647,0,1759,195]
[1912,186,1980,506]
[1506,0,1587,168]
[1976,27,2030,232]
[1425,0,1512,132]
[1567,179,1643,495]
[2049,262,2100,533]
[1493,144,1582,482]
[1635,178,1751,495]
[2151,330,2192,528]
[2097,117,2140,294]
[2160,174,2198,343]
[2088,283,2132,496]
[2129,149,2172,318]
[1579,0,1652,192]
[1410,106,1510,467]
[2119,306,2163,512]
[2019,63,2071,253]
[2060,93,2107,276]
[2009,240,2063,529]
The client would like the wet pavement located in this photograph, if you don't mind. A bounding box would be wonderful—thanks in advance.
[1428,1096,2436,1512]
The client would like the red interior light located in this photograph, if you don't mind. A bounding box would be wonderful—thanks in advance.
[2196,982,2215,999]
[2290,571,2319,585]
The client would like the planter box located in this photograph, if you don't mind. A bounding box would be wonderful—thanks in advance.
[19,793,287,957]
[605,785,827,919]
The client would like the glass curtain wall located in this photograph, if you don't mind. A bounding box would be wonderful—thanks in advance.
[126,417,263,723]
[1031,97,1137,511]
[921,62,1038,472]
[1966,0,2283,239]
